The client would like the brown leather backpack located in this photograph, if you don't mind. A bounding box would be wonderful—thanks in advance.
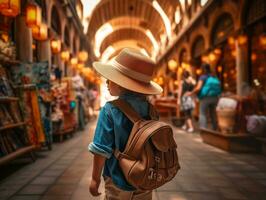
[111,99,180,190]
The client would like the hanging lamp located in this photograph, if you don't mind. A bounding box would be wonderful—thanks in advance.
[51,39,61,54]
[0,0,20,17]
[78,51,88,62]
[26,2,41,28]
[32,23,47,41]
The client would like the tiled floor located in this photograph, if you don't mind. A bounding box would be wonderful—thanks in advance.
[1,119,266,200]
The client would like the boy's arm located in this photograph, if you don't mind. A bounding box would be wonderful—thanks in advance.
[89,154,106,196]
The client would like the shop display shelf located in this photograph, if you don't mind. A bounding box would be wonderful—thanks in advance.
[14,84,36,90]
[0,145,36,166]
[200,128,260,153]
[0,122,26,132]
[0,53,20,65]
[0,96,19,102]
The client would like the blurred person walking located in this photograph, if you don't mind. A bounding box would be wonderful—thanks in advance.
[177,70,196,132]
[185,63,221,130]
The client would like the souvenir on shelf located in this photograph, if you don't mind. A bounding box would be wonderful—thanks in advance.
[0,65,35,164]
[51,77,77,140]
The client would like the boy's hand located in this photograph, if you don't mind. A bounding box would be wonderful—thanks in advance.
[89,178,101,196]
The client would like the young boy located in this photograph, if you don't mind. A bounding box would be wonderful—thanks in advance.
[88,48,162,200]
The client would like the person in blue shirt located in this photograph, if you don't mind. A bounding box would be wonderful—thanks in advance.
[185,63,219,130]
[88,48,162,200]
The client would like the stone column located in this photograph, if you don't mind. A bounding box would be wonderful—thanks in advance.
[235,38,249,96]
[37,40,51,66]
[15,15,32,62]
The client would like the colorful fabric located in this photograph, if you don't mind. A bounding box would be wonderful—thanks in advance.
[30,90,45,143]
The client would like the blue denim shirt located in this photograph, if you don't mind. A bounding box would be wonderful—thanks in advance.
[88,92,150,191]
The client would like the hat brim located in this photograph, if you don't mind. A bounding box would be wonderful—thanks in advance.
[93,62,163,95]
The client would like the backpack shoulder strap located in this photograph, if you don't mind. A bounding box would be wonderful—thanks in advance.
[149,103,159,120]
[110,99,142,123]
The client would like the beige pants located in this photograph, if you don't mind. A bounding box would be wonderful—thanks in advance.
[104,177,152,200]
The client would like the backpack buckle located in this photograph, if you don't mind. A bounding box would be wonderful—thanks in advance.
[148,168,162,181]
[148,168,155,180]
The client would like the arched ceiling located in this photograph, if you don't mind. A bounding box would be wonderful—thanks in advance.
[100,27,153,54]
[86,0,182,61]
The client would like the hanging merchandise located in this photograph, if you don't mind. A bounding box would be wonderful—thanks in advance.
[51,78,77,142]
[9,61,52,149]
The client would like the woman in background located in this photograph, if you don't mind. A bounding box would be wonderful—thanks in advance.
[178,70,196,132]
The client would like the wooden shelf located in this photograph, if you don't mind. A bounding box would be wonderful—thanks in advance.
[14,84,36,90]
[0,58,20,65]
[200,128,260,153]
[0,52,20,65]
[0,122,26,132]
[0,145,36,166]
[0,96,19,102]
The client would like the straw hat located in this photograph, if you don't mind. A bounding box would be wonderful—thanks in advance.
[93,48,163,95]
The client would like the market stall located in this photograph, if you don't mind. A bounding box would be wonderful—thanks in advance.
[51,77,77,142]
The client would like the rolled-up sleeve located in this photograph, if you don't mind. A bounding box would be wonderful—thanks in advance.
[88,104,114,159]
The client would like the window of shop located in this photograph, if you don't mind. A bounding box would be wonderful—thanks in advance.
[51,7,61,35]
[191,35,205,78]
[247,0,266,91]
[250,20,266,91]
[0,16,16,60]
[64,27,70,47]
[211,13,235,93]
[32,39,38,62]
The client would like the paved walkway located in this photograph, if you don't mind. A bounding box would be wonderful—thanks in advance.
[1,119,266,200]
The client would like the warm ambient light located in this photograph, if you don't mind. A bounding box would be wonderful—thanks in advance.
[168,59,178,71]
[0,0,20,17]
[259,34,266,46]
[196,69,202,75]
[77,63,84,70]
[26,2,41,28]
[51,39,61,54]
[237,35,247,45]
[208,53,216,62]
[78,51,88,62]
[228,37,235,46]
[217,66,223,73]
[70,57,78,66]
[61,50,70,62]
[32,23,47,41]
